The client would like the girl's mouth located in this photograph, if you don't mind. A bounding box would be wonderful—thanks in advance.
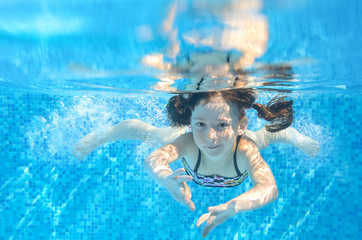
[206,145,220,150]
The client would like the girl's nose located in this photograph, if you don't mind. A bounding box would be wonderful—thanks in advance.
[208,127,217,140]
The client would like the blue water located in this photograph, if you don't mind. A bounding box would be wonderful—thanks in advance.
[1,0,361,239]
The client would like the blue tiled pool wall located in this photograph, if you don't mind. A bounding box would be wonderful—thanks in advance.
[0,92,361,240]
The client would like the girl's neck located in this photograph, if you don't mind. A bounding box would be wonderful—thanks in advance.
[200,142,237,172]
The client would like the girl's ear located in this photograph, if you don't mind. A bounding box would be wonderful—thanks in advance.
[238,116,248,135]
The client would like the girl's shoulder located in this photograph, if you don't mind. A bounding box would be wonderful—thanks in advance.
[175,131,194,143]
[236,135,261,171]
[173,132,199,164]
[237,135,260,156]
[172,132,198,152]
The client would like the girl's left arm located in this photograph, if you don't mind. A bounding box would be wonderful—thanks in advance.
[231,139,278,211]
[196,140,278,237]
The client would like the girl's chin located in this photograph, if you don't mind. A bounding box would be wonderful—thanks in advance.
[202,145,224,155]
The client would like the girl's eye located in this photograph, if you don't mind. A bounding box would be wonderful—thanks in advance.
[218,123,229,128]
[196,122,205,127]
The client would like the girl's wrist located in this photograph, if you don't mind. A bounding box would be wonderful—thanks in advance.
[226,200,239,216]
[153,167,173,184]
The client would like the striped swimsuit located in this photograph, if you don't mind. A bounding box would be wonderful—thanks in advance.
[183,135,248,187]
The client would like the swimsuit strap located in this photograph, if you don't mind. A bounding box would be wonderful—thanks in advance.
[193,149,202,173]
[234,135,242,176]
[194,134,243,175]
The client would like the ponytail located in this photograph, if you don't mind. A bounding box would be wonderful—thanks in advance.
[251,95,293,132]
[166,95,192,127]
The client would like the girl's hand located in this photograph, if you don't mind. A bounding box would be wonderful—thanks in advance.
[163,168,195,211]
[196,201,237,238]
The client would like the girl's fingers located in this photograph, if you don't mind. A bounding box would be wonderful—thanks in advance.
[202,224,214,238]
[186,199,195,211]
[169,168,195,211]
[207,205,224,213]
[196,212,211,228]
[183,184,195,211]
[177,175,193,183]
[170,168,185,178]
[202,214,219,238]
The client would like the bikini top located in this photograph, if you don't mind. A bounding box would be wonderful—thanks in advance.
[183,135,248,187]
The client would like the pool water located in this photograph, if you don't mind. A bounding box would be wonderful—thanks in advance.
[1,0,361,239]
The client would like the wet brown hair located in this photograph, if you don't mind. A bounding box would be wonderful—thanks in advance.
[166,89,293,132]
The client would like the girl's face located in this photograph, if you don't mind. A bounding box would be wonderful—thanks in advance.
[191,96,246,159]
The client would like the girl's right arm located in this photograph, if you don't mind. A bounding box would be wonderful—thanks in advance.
[74,120,155,160]
[144,132,196,211]
[246,127,320,157]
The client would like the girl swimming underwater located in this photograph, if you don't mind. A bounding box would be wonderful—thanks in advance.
[74,89,319,237]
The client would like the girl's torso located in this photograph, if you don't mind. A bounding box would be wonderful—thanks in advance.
[182,134,249,187]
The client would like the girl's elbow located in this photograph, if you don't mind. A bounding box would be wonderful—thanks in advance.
[261,182,278,202]
[258,178,278,202]
[143,155,154,172]
[270,184,278,201]
[143,157,149,169]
